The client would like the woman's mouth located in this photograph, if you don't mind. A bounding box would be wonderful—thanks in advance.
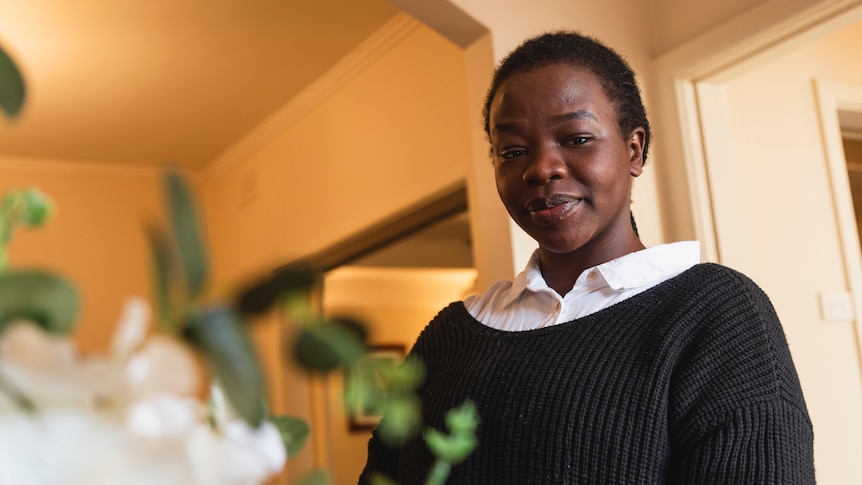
[526,195,581,223]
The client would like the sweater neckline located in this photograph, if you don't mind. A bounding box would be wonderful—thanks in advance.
[449,263,710,337]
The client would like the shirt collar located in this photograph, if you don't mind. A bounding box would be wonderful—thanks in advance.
[501,241,701,305]
[595,241,701,290]
[501,250,545,307]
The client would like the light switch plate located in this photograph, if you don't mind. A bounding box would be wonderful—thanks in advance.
[819,291,855,321]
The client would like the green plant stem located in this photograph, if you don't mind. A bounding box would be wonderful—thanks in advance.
[424,460,451,485]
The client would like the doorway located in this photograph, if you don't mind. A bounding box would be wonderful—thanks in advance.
[304,182,477,485]
[676,16,862,485]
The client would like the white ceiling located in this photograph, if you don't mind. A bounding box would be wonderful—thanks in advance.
[0,0,400,169]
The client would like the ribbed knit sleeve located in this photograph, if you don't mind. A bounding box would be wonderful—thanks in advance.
[359,263,814,484]
[663,266,814,483]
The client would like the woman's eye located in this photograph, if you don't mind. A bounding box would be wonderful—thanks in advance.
[500,148,527,160]
[566,136,590,146]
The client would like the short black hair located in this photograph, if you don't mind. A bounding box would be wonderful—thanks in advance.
[482,31,651,165]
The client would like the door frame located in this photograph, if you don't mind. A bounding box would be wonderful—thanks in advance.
[654,0,862,360]
[814,80,862,357]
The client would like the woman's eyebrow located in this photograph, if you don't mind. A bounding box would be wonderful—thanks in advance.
[493,110,598,135]
[557,110,597,122]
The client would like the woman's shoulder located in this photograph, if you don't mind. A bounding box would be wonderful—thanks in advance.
[644,262,784,345]
[667,263,786,344]
[681,261,752,279]
[417,302,478,338]
[675,262,770,298]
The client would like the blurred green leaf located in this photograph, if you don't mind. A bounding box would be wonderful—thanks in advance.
[270,415,310,457]
[294,469,331,485]
[422,400,479,464]
[386,355,425,393]
[292,319,365,372]
[424,428,477,463]
[0,194,17,249]
[165,172,208,299]
[18,189,53,226]
[236,260,321,316]
[145,225,175,331]
[343,355,398,420]
[369,473,399,485]
[0,45,25,118]
[184,307,266,427]
[378,394,421,446]
[445,400,479,433]
[0,269,79,334]
[0,188,54,248]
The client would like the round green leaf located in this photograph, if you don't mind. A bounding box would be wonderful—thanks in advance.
[292,319,364,372]
[378,394,420,446]
[269,415,310,457]
[0,269,79,334]
[17,188,53,227]
[445,400,479,433]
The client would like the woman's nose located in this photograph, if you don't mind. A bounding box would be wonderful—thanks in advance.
[523,146,567,184]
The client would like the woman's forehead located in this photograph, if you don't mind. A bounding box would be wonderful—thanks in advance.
[489,65,611,122]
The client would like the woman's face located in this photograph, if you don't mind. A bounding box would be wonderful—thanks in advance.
[488,63,645,261]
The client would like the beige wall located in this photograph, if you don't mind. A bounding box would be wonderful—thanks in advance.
[703,18,862,484]
[649,0,770,56]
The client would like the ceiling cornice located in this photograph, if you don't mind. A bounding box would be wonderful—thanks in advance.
[0,155,165,177]
[203,12,421,180]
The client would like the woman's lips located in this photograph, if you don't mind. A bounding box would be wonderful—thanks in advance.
[526,195,581,223]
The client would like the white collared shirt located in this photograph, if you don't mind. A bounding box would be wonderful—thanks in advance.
[463,241,701,331]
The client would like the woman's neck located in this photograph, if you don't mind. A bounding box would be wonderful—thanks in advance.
[538,237,646,296]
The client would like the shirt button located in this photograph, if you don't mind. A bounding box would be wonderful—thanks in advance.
[587,271,598,281]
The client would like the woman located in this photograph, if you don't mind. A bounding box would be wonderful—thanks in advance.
[360,31,815,484]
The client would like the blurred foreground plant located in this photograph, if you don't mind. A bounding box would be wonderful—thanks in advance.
[0,38,477,484]
[0,175,295,484]
[0,42,25,117]
[238,254,480,484]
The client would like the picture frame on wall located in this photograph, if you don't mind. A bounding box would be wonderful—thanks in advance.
[345,344,406,432]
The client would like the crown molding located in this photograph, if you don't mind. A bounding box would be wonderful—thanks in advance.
[203,12,421,180]
[0,155,167,177]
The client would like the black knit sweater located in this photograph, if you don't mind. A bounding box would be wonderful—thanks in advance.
[359,263,815,484]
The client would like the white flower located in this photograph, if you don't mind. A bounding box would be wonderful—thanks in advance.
[0,321,125,410]
[125,335,203,398]
[111,297,151,359]
[0,408,192,485]
[126,394,200,439]
[187,419,286,485]
[0,300,286,484]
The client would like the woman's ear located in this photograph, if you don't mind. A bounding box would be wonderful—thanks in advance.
[628,127,646,177]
